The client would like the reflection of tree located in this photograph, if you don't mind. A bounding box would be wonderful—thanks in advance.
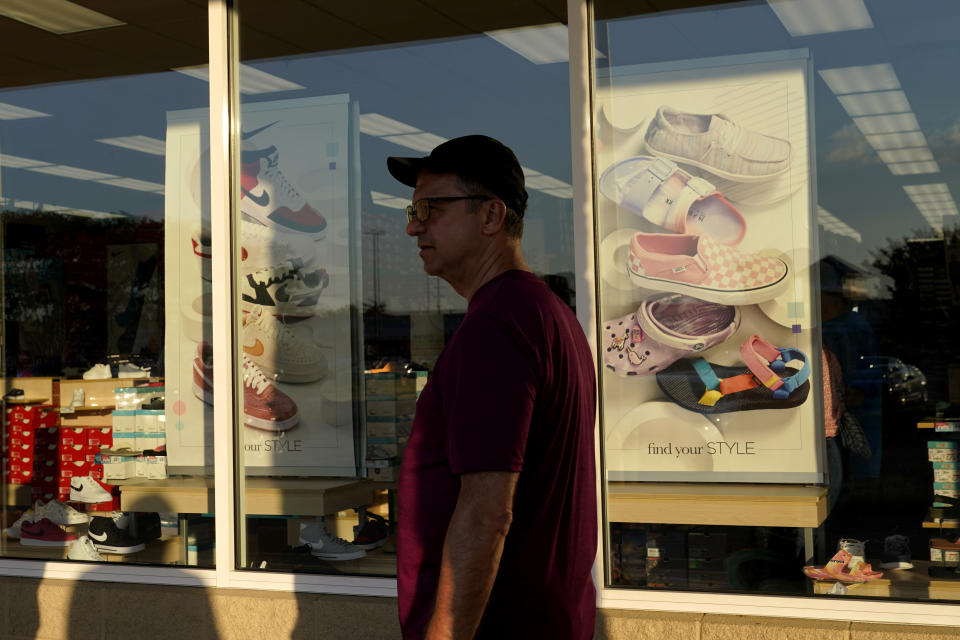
[869,223,959,397]
[2,209,163,376]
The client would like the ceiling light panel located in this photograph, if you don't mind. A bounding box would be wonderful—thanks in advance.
[96,178,164,193]
[0,154,51,168]
[817,206,862,242]
[486,24,570,64]
[382,133,449,153]
[97,136,165,156]
[359,114,420,137]
[877,147,934,164]
[768,0,873,37]
[370,191,409,210]
[865,131,928,150]
[819,64,900,95]
[28,165,117,180]
[0,102,50,120]
[0,0,124,34]
[853,112,919,135]
[904,183,949,196]
[174,65,303,95]
[837,90,910,117]
[886,161,940,176]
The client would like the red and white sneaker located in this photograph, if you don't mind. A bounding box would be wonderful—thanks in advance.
[192,342,300,432]
[20,518,78,547]
[241,140,327,237]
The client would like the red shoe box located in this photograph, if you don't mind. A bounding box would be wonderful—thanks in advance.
[86,427,113,449]
[9,468,33,484]
[59,460,93,478]
[59,428,87,447]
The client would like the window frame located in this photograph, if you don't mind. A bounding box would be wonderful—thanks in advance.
[1,0,959,625]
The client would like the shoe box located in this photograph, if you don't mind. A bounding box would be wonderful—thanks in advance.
[609,523,647,586]
[687,533,732,590]
[609,526,743,589]
[363,372,415,481]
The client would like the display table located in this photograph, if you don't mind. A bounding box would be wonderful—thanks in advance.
[607,482,828,528]
[811,561,960,600]
[115,476,378,516]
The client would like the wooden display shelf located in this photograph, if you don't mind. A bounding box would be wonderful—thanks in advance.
[607,482,828,528]
[0,377,56,406]
[116,477,379,516]
[811,561,960,600]
[923,519,959,529]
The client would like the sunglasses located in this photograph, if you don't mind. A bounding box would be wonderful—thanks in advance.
[405,195,490,224]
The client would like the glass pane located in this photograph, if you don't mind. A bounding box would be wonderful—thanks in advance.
[596,0,960,601]
[1,1,213,566]
[233,3,575,576]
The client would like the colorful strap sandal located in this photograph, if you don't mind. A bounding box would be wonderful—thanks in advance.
[602,293,740,377]
[656,335,810,414]
[802,548,883,583]
[598,156,746,246]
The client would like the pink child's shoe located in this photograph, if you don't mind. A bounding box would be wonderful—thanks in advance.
[627,232,789,305]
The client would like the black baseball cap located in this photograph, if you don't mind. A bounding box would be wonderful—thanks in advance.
[387,134,528,216]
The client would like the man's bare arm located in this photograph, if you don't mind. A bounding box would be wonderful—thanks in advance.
[425,470,519,640]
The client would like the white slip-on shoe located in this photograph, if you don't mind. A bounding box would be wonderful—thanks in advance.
[645,105,790,183]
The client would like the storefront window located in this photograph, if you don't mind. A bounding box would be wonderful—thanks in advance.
[596,0,960,600]
[232,3,575,573]
[0,1,214,566]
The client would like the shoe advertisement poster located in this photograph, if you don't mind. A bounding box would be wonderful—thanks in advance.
[164,95,360,476]
[595,50,824,482]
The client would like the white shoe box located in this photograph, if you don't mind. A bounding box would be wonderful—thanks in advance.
[136,432,165,451]
[102,454,137,480]
[112,410,136,436]
[135,409,166,433]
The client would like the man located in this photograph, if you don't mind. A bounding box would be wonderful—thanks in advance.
[387,135,597,640]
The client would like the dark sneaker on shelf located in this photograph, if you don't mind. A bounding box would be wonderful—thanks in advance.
[352,513,390,551]
[88,514,145,554]
[879,534,913,570]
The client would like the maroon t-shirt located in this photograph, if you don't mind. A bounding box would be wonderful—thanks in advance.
[397,270,597,639]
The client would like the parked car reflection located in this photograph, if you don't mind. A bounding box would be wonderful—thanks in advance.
[856,356,928,406]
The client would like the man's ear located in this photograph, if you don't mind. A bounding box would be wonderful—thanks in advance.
[480,199,507,236]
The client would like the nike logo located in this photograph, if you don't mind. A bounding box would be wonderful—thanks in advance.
[244,339,265,357]
[191,237,211,258]
[241,187,270,208]
[70,482,83,492]
[242,121,278,140]
[88,530,108,542]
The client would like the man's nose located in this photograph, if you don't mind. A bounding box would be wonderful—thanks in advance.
[406,217,425,236]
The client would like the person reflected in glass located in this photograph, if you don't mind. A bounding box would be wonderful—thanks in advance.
[820,256,882,499]
[387,136,597,640]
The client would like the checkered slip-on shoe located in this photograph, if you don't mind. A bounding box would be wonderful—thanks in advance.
[627,232,789,306]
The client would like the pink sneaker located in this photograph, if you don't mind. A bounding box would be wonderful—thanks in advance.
[627,233,789,305]
[20,517,78,547]
[192,342,300,432]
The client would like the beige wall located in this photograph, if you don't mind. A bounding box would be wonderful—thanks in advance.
[1,577,958,639]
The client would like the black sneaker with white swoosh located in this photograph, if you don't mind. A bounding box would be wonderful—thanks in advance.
[88,514,145,554]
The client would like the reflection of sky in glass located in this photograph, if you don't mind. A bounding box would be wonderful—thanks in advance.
[597,0,960,267]
[0,31,576,313]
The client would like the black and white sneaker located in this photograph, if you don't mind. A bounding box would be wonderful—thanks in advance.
[87,513,145,554]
